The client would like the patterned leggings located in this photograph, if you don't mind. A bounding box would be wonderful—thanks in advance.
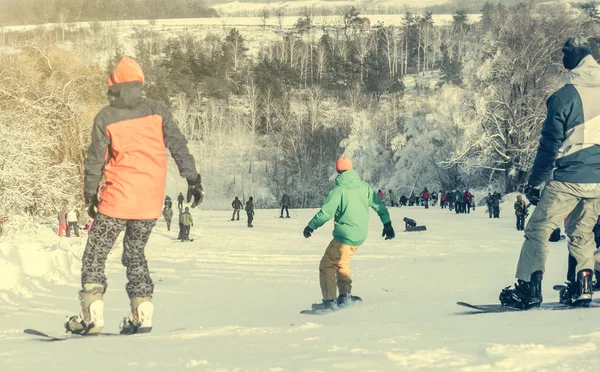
[81,213,157,298]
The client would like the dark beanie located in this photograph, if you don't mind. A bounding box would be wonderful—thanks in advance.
[562,36,592,70]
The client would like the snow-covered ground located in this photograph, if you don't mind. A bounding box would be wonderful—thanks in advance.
[1,202,599,371]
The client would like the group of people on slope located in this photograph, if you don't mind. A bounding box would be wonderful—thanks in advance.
[162,194,194,241]
[231,196,255,227]
[485,192,503,219]
[57,206,82,237]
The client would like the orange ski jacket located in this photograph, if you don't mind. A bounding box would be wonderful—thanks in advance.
[84,57,198,220]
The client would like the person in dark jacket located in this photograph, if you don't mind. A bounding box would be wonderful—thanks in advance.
[399,195,407,207]
[245,197,255,228]
[408,193,416,206]
[177,192,184,209]
[431,191,438,207]
[500,37,600,309]
[231,196,243,221]
[280,193,291,218]
[66,56,203,336]
[491,192,501,218]
[162,205,173,231]
[164,195,172,209]
[514,195,527,231]
[486,193,493,218]
[447,191,454,211]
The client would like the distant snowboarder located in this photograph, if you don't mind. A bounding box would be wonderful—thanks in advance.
[181,207,193,241]
[302,157,395,311]
[500,37,600,309]
[66,56,203,336]
[231,196,243,221]
[245,197,255,228]
[177,192,184,209]
[280,193,291,218]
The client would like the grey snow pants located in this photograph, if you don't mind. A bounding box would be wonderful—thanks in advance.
[515,181,600,282]
[81,213,157,298]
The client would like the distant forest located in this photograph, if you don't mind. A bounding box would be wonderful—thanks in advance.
[0,0,218,25]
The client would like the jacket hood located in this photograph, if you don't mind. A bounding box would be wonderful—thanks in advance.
[109,56,145,87]
[107,56,146,109]
[335,169,363,190]
[566,55,600,88]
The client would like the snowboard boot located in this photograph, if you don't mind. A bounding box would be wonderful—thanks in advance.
[286,216,290,218]
[65,284,105,335]
[499,271,543,310]
[120,296,154,335]
[336,293,363,307]
[561,269,593,307]
[311,299,336,311]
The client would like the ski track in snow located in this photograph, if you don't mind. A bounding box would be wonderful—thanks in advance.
[2,205,600,371]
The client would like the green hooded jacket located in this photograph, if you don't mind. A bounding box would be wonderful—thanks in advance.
[308,170,391,246]
[454,190,462,203]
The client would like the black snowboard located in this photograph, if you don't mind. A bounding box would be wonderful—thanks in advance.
[301,297,362,315]
[457,300,600,313]
[24,329,121,341]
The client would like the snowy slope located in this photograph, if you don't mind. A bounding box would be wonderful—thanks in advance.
[1,202,599,371]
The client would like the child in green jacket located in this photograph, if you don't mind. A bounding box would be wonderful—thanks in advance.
[303,157,395,310]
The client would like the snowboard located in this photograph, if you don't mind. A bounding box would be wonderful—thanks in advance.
[457,299,600,313]
[300,297,362,315]
[24,329,121,341]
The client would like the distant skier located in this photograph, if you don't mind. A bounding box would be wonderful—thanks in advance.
[500,37,600,309]
[245,196,255,228]
[66,56,203,336]
[66,209,80,237]
[162,205,173,231]
[164,195,172,209]
[399,195,407,207]
[280,193,291,218]
[514,195,527,231]
[181,207,193,241]
[177,192,184,209]
[302,157,395,311]
[231,196,243,221]
[431,191,438,207]
[58,206,68,237]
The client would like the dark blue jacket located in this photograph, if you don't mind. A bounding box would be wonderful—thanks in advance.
[529,56,600,186]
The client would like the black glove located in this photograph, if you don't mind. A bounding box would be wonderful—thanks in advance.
[303,225,314,238]
[382,222,395,240]
[85,192,99,219]
[524,185,540,206]
[187,174,204,208]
